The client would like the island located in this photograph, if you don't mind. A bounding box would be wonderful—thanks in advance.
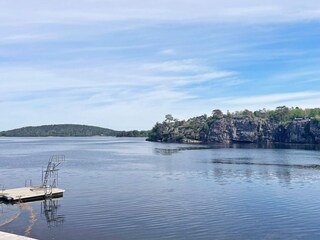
[147,106,320,144]
[0,124,149,138]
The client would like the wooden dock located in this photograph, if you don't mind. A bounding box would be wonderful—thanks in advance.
[0,187,64,202]
[0,231,37,239]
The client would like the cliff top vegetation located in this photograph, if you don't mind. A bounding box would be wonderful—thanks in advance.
[147,106,320,143]
[165,106,320,123]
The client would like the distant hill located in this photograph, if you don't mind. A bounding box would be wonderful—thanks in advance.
[0,124,119,137]
[0,124,150,137]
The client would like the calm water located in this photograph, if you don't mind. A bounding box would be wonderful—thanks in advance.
[1,137,320,240]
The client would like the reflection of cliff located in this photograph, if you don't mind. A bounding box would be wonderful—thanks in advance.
[209,159,316,185]
[41,199,64,228]
[153,148,180,155]
[212,166,293,184]
[148,116,320,144]
[153,146,208,155]
[211,159,320,170]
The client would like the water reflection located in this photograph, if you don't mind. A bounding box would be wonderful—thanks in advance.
[154,143,320,156]
[41,199,64,228]
[210,159,317,185]
[212,166,294,185]
[0,198,64,233]
[153,146,208,155]
[211,158,320,170]
[229,142,320,151]
[154,148,180,155]
[0,201,22,229]
[1,137,320,240]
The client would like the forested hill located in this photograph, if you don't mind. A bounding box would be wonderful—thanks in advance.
[147,106,320,144]
[0,124,149,137]
[0,124,118,137]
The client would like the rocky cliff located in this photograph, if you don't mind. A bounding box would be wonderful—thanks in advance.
[147,117,320,144]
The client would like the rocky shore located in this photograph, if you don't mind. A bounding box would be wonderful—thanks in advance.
[147,114,320,144]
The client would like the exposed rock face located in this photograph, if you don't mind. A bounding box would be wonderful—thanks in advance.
[207,118,278,143]
[276,120,320,144]
[148,117,320,144]
[208,118,320,144]
[310,121,320,143]
[207,118,231,143]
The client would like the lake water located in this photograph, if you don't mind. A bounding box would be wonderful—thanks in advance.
[1,137,320,240]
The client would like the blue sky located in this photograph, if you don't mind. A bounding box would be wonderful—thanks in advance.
[1,0,320,130]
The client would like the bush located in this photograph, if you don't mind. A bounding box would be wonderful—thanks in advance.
[314,115,320,122]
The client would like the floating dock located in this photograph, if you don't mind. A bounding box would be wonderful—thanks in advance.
[0,155,65,203]
[0,187,64,203]
[0,231,37,239]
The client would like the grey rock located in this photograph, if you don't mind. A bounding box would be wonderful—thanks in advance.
[148,117,320,144]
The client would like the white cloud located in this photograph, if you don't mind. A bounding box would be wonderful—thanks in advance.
[141,60,208,73]
[165,91,320,119]
[1,1,319,130]
[0,58,236,130]
[0,34,56,44]
[1,0,320,26]
[272,70,320,82]
[192,91,320,115]
[159,49,175,55]
[0,59,232,93]
[223,91,320,105]
[61,44,151,54]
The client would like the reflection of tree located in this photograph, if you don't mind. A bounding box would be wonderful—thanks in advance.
[41,199,64,228]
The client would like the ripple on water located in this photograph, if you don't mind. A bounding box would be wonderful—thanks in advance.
[1,138,320,240]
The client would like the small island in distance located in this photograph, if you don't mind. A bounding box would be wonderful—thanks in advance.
[0,124,150,137]
[147,106,320,145]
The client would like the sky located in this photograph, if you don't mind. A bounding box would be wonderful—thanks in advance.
[0,0,320,131]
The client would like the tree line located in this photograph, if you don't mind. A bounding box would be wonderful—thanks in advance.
[147,106,320,143]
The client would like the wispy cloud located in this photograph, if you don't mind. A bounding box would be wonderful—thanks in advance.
[0,1,320,130]
[223,91,320,105]
[185,91,320,115]
[0,59,234,97]
[271,70,320,82]
[141,60,208,73]
[0,57,237,130]
[158,49,175,55]
[0,34,56,44]
[61,44,152,54]
[1,1,320,25]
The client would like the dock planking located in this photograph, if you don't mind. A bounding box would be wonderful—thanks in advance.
[0,187,64,202]
[0,155,66,203]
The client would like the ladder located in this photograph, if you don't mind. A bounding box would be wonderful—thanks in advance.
[42,155,65,198]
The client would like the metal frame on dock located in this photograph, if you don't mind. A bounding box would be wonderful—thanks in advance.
[0,155,65,203]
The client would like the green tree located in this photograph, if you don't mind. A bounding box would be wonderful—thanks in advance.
[165,114,174,122]
[242,109,254,118]
[212,109,223,119]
